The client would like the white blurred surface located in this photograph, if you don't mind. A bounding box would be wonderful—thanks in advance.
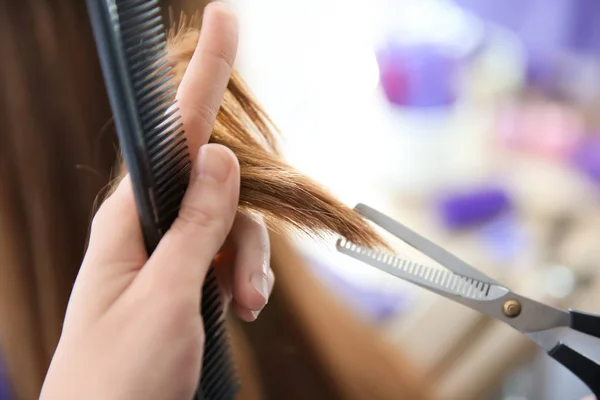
[226,0,526,288]
[222,1,600,397]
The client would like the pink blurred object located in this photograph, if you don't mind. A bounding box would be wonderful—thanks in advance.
[496,101,585,160]
[377,43,460,108]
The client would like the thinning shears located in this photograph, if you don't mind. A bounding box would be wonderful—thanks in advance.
[336,203,600,397]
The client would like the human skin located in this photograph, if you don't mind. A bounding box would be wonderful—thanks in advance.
[38,3,274,399]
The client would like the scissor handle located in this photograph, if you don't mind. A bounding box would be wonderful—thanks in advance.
[545,310,600,397]
[548,343,600,398]
[570,310,600,339]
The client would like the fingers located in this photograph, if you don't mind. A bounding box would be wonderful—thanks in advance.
[67,175,148,320]
[231,267,274,322]
[143,144,240,306]
[71,2,239,318]
[176,2,239,160]
[83,174,147,270]
[226,213,275,322]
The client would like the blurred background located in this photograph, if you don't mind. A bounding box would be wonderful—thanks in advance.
[2,0,600,399]
[229,0,600,398]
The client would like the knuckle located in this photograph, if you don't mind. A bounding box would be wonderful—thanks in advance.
[89,203,111,235]
[207,47,235,71]
[89,212,102,235]
[88,180,131,237]
[183,101,219,131]
[174,203,222,236]
[191,326,205,355]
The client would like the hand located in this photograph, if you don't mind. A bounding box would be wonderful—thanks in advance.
[39,3,273,400]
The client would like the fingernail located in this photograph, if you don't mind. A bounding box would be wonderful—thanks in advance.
[197,145,231,182]
[251,272,268,304]
[251,310,259,321]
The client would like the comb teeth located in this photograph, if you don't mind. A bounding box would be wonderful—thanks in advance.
[336,238,492,300]
[97,1,239,399]
[199,270,240,398]
[116,0,190,223]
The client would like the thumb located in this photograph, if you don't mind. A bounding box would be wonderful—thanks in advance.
[140,144,240,302]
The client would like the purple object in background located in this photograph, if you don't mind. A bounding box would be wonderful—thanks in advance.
[377,43,459,108]
[437,186,513,230]
[453,0,600,97]
[452,0,600,55]
[525,52,561,93]
[566,0,600,54]
[477,212,529,265]
[304,255,413,323]
[571,136,600,184]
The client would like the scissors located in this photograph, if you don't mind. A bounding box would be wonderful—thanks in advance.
[336,203,600,397]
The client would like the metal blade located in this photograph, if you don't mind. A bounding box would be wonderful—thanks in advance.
[336,237,570,334]
[336,237,507,300]
[354,203,502,286]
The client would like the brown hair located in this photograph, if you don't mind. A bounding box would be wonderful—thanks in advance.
[0,2,119,398]
[110,14,432,400]
[0,3,431,399]
[104,13,388,250]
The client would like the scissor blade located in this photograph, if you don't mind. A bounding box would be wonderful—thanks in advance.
[336,237,571,335]
[354,203,502,286]
[336,237,508,301]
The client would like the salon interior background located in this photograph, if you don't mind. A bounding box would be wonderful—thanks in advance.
[2,0,600,399]
[230,0,600,399]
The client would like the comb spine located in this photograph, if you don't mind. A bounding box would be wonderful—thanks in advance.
[85,0,161,251]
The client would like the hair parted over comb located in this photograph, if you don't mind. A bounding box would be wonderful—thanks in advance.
[1,5,434,400]
[108,12,388,250]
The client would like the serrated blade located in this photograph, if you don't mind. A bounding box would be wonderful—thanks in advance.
[354,203,502,286]
[336,237,508,300]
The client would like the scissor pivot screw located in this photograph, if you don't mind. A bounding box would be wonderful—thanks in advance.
[503,300,522,318]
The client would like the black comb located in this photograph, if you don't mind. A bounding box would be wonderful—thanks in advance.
[85,1,239,399]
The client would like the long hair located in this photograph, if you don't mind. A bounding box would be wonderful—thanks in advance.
[104,13,387,249]
[0,2,432,399]
[0,2,118,398]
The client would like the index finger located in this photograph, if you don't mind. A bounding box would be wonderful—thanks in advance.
[176,2,239,160]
